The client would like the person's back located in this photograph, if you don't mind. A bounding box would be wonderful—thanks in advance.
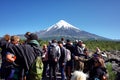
[48,39,61,80]
[58,41,66,80]
[27,45,43,80]
[48,43,60,61]
[24,32,43,80]
[64,39,75,80]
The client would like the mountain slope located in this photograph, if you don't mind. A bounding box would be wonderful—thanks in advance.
[36,20,109,40]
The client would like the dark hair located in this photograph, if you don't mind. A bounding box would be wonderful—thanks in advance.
[61,37,64,41]
[66,39,71,42]
[52,39,57,43]
[58,41,63,44]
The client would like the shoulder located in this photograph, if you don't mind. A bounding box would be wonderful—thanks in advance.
[0,40,9,47]
[96,67,105,74]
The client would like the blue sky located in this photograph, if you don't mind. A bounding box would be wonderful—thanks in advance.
[0,0,120,39]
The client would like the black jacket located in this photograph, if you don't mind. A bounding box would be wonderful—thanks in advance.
[2,42,36,72]
[59,47,66,64]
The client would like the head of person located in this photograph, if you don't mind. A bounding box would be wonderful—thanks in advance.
[25,33,40,47]
[24,32,31,39]
[11,35,20,45]
[61,37,65,41]
[48,40,52,45]
[24,32,31,43]
[71,71,88,80]
[75,40,78,43]
[78,40,83,45]
[52,39,57,43]
[24,32,38,41]
[3,34,11,42]
[66,39,71,45]
[58,41,63,47]
[29,33,38,40]
[42,44,47,49]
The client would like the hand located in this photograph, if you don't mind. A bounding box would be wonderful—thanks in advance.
[62,63,65,66]
[102,75,107,80]
[74,56,78,60]
[55,58,58,62]
[6,53,16,62]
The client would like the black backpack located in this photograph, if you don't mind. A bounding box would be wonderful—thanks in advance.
[48,44,58,60]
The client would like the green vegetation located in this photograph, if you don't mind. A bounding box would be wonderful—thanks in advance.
[84,40,120,52]
[38,39,49,47]
[106,62,116,80]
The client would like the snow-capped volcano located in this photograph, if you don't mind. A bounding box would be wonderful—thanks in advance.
[36,20,109,40]
[46,20,80,32]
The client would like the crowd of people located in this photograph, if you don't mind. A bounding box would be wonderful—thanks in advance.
[0,32,108,80]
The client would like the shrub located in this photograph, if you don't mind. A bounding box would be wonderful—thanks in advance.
[106,62,116,80]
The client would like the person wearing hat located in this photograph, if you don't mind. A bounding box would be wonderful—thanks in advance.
[24,32,31,43]
[24,32,43,79]
[24,32,39,47]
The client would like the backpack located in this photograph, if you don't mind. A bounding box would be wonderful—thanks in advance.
[27,45,43,80]
[48,44,58,60]
[27,56,43,80]
[65,48,71,61]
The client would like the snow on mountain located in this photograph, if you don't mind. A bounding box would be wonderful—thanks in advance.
[46,20,80,32]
